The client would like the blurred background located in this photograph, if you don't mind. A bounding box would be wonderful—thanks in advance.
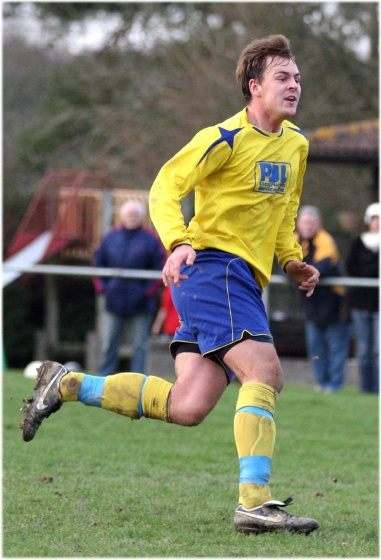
[3,2,379,367]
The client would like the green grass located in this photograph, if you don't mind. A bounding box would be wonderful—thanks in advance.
[3,370,379,557]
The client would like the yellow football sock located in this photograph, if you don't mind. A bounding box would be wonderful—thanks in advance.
[141,376,172,422]
[101,373,172,421]
[234,381,277,509]
[60,371,173,422]
[101,373,147,419]
[60,371,85,402]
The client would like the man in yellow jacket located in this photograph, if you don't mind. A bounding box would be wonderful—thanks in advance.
[21,35,320,535]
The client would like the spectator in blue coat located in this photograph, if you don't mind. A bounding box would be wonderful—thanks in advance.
[94,200,165,376]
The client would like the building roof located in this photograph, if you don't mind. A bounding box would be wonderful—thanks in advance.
[306,119,379,165]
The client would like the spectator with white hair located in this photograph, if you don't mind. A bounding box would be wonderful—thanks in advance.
[346,202,380,393]
[94,200,165,376]
[295,205,350,392]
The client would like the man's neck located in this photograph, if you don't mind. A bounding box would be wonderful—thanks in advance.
[246,106,282,134]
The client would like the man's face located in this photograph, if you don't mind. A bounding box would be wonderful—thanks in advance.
[252,56,301,121]
[120,205,143,230]
[369,215,379,233]
[297,213,321,239]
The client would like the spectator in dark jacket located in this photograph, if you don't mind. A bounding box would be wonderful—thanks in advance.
[346,203,379,393]
[94,200,165,376]
[295,206,350,392]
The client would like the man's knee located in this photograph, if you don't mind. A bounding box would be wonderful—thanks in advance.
[169,400,207,426]
[263,353,284,393]
[275,368,284,394]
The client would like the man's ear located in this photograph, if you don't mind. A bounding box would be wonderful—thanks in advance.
[249,78,261,97]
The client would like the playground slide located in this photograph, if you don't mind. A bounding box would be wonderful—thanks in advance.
[2,231,54,287]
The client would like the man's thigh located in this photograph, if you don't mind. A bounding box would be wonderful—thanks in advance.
[169,351,228,425]
[222,339,284,393]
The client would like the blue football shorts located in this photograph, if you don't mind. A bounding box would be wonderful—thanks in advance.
[169,249,273,382]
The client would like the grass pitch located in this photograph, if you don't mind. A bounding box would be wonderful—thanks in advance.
[3,370,379,557]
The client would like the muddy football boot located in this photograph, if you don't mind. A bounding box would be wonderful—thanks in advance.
[19,361,68,442]
[234,496,319,535]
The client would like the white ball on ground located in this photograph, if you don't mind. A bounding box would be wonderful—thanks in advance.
[23,361,42,379]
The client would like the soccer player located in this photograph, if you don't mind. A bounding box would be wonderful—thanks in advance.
[20,34,320,535]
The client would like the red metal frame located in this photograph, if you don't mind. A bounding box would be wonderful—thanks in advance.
[5,170,111,260]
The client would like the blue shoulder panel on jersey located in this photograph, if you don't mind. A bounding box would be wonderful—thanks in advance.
[287,126,308,139]
[197,126,243,166]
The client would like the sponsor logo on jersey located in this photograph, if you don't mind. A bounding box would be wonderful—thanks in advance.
[253,161,291,194]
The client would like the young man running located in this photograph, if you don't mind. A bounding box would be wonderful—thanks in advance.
[20,34,320,535]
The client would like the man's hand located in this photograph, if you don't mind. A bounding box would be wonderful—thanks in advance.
[162,244,196,287]
[285,260,320,297]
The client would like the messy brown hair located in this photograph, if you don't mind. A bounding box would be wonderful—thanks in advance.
[236,35,296,103]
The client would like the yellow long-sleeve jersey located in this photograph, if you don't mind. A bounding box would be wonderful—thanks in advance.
[149,108,308,290]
